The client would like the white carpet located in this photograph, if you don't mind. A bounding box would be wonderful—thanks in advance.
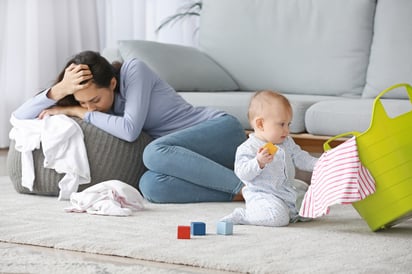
[1,176,412,274]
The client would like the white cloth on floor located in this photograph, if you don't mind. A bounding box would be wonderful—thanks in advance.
[299,137,376,218]
[65,180,145,216]
[9,114,90,200]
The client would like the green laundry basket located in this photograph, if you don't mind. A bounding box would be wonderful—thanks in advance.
[324,83,412,231]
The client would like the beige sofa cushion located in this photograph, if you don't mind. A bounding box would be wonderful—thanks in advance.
[117,40,239,92]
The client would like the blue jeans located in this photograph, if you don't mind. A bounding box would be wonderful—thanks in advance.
[139,114,246,203]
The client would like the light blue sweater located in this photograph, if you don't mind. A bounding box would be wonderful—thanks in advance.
[13,58,225,142]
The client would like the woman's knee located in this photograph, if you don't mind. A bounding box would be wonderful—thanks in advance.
[226,115,247,145]
[142,143,155,169]
[139,171,163,203]
[142,142,169,171]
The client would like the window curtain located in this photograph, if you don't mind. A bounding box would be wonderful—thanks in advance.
[97,0,199,49]
[0,0,199,148]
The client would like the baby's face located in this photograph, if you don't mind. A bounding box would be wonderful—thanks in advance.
[256,100,292,144]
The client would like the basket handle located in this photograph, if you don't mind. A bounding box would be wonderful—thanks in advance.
[323,131,360,151]
[375,83,412,103]
[369,83,412,124]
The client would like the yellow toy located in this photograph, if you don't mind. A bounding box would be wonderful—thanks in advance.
[263,142,277,155]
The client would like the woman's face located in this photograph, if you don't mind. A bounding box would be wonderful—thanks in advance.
[73,78,116,113]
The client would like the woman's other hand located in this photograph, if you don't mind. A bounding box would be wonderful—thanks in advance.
[47,64,93,100]
[38,105,88,120]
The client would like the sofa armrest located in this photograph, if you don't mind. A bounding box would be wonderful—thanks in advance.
[117,40,239,91]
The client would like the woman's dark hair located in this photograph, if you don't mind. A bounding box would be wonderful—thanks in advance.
[56,51,121,106]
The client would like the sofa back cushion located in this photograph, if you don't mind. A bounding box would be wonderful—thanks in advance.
[199,0,376,96]
[118,40,239,91]
[362,0,412,99]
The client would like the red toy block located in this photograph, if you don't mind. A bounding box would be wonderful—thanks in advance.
[177,225,191,239]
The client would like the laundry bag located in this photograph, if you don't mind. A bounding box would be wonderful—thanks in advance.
[323,83,412,231]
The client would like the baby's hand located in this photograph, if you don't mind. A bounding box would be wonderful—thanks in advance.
[257,145,275,169]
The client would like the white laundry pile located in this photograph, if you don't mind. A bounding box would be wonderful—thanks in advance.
[65,180,145,216]
[9,114,90,200]
[299,137,376,218]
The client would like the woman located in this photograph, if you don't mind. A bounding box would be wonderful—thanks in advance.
[13,51,246,203]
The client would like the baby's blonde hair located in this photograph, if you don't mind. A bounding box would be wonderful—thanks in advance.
[248,90,292,128]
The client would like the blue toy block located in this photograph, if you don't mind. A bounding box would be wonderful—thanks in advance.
[191,222,206,236]
[216,221,233,235]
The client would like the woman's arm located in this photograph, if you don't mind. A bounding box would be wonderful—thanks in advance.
[13,64,92,120]
[12,89,57,119]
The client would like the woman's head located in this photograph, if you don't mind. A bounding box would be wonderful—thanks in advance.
[248,90,293,144]
[56,51,120,112]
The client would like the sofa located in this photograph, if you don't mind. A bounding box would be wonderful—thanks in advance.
[103,0,412,152]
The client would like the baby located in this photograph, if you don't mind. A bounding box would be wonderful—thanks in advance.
[221,90,318,226]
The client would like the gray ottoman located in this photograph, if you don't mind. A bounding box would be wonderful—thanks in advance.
[7,118,152,196]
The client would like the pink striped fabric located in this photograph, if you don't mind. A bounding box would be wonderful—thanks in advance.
[299,137,376,218]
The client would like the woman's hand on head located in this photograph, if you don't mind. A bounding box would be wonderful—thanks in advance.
[38,105,88,120]
[48,64,93,100]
